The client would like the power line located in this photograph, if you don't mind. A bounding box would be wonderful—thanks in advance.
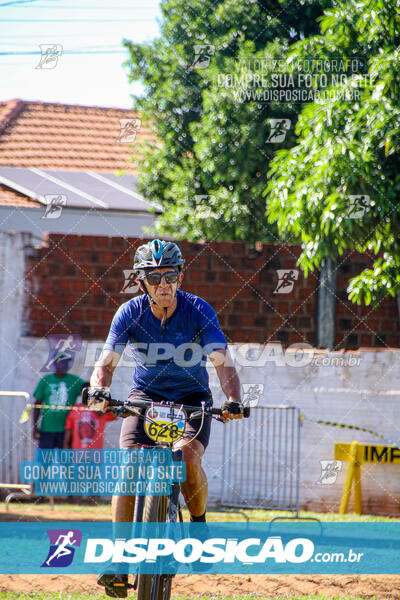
[1,33,129,37]
[1,4,158,8]
[1,43,124,47]
[0,49,128,54]
[1,18,155,21]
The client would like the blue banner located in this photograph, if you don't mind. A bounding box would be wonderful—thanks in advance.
[19,449,186,496]
[1,522,400,574]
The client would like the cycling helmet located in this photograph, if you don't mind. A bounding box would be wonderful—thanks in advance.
[134,239,185,279]
[133,240,185,335]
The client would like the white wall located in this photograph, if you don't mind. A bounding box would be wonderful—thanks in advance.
[3,338,400,515]
[0,232,27,390]
[0,232,32,482]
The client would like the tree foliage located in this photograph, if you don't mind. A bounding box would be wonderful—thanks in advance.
[266,0,400,305]
[123,0,330,243]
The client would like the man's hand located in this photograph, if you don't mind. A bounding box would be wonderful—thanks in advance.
[33,425,40,441]
[84,386,111,412]
[221,398,244,421]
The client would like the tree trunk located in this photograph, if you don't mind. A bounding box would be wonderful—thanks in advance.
[317,257,337,349]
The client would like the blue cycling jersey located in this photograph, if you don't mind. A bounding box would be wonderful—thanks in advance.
[103,290,227,400]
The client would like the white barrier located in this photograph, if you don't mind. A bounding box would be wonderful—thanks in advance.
[0,391,34,485]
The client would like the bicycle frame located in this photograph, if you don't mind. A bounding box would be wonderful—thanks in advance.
[132,446,183,525]
[86,391,250,600]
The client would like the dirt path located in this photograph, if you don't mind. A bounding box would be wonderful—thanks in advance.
[1,573,399,599]
[0,505,398,599]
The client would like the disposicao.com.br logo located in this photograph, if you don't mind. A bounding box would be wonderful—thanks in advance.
[42,529,82,568]
[0,522,395,575]
[84,535,315,566]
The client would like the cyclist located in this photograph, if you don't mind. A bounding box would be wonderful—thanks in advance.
[90,239,244,593]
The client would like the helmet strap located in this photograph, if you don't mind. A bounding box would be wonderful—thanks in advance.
[160,307,168,336]
[139,280,156,304]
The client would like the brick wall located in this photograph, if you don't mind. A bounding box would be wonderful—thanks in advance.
[24,234,400,349]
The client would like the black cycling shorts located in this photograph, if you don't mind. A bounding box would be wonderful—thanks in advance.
[119,388,213,450]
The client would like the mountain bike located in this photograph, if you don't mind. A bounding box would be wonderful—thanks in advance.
[87,391,250,600]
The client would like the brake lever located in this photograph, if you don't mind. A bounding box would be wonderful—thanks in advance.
[189,409,217,421]
[189,411,202,421]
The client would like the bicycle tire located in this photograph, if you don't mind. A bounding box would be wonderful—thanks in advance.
[136,495,172,600]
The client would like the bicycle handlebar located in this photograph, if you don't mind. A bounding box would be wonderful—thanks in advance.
[83,388,250,418]
[109,397,250,418]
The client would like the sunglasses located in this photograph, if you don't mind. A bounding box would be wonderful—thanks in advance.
[145,271,179,285]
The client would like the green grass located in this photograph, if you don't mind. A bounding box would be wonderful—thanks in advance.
[0,594,385,600]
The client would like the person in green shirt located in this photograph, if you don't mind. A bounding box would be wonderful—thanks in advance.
[32,353,85,449]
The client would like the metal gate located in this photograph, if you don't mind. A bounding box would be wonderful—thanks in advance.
[221,405,300,512]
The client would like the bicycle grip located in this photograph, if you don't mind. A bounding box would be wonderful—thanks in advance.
[243,406,250,418]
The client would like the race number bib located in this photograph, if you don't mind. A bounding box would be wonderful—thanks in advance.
[144,404,186,443]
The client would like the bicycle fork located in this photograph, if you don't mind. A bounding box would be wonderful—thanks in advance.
[168,448,183,522]
[155,449,184,600]
[133,448,183,598]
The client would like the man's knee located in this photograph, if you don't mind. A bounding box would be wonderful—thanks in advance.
[183,460,202,486]
[180,440,205,465]
[181,443,205,485]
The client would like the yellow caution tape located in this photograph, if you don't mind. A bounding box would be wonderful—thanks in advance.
[19,403,103,425]
[19,401,400,449]
[300,413,399,447]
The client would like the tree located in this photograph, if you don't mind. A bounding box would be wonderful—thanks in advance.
[266,0,400,306]
[123,0,330,243]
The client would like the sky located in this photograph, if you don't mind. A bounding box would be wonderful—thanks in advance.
[0,0,161,108]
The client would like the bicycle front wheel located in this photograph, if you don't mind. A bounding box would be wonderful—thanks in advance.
[136,494,172,600]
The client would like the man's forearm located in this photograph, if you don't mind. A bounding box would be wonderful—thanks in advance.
[32,405,40,428]
[90,350,120,387]
[210,350,242,403]
[32,404,41,439]
[219,366,241,402]
[90,366,113,388]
